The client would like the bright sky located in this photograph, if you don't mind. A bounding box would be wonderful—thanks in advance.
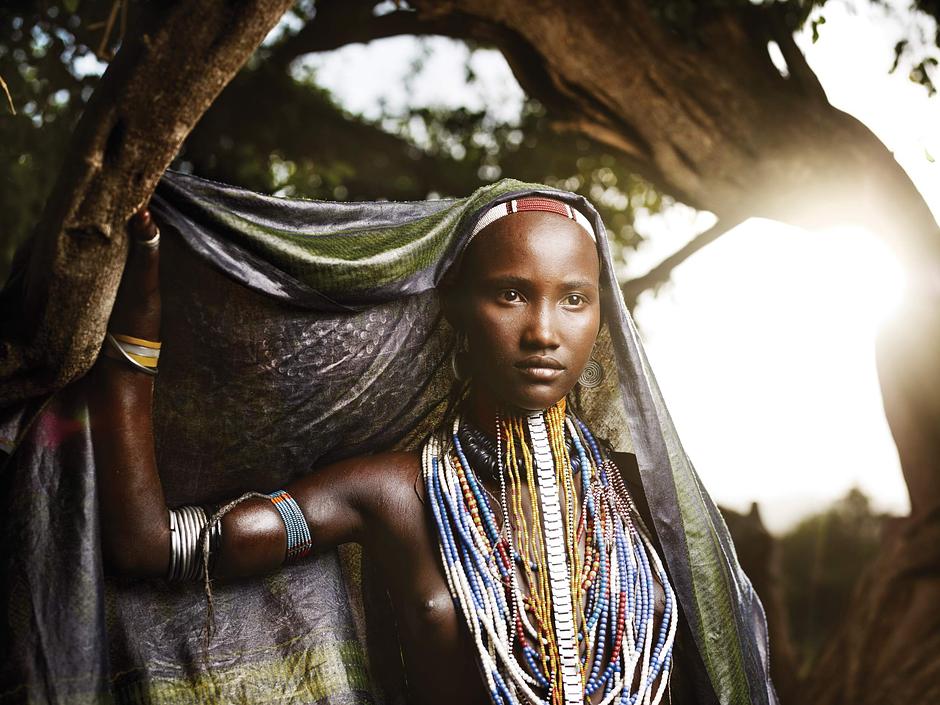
[300,2,937,532]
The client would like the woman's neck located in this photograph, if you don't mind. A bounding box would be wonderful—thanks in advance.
[464,387,567,440]
[464,389,500,441]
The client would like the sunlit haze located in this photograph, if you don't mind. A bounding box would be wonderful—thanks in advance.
[300,2,936,531]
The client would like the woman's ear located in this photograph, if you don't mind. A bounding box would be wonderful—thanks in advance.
[440,289,463,332]
[438,271,464,331]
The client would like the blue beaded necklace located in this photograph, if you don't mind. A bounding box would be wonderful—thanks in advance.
[422,402,678,705]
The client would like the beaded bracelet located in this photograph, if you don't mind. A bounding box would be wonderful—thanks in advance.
[267,490,312,563]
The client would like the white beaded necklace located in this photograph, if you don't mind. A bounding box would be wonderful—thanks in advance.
[422,406,678,705]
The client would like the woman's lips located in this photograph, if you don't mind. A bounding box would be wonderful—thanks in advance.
[516,366,564,382]
[515,357,565,382]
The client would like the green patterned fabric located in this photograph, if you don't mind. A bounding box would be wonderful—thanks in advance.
[0,173,776,705]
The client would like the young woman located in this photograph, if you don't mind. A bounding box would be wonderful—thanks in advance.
[80,180,776,705]
[91,200,678,705]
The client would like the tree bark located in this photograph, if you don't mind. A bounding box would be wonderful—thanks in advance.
[797,291,940,705]
[397,0,940,275]
[0,0,293,407]
[802,510,940,705]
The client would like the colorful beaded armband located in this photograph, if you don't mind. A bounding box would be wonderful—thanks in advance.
[268,490,312,563]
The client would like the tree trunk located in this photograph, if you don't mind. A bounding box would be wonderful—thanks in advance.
[802,510,940,705]
[409,0,940,275]
[798,293,940,704]
[0,0,292,407]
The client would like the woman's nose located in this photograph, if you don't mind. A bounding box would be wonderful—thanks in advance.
[522,303,561,349]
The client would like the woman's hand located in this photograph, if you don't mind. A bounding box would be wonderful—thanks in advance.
[108,207,161,342]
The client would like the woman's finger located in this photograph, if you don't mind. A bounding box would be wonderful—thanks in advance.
[129,208,159,244]
[122,207,160,295]
[109,207,162,340]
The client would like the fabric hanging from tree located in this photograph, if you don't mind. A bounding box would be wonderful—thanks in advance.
[0,172,776,705]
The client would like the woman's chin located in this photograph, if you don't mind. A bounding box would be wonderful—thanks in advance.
[498,386,571,415]
[468,375,575,416]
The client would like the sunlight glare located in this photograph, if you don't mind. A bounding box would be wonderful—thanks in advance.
[817,224,908,330]
[632,215,910,532]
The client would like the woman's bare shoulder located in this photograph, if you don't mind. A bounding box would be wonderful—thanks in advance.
[317,449,419,478]
[354,449,421,476]
[341,449,423,507]
[343,450,427,543]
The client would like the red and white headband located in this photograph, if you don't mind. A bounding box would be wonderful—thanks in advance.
[470,197,596,242]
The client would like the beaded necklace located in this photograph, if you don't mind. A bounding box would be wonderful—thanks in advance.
[422,399,678,705]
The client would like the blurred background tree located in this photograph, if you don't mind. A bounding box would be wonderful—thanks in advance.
[0,0,663,284]
[2,1,939,703]
[4,0,939,294]
[777,488,886,671]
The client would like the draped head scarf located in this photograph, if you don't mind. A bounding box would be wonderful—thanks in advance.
[0,171,776,705]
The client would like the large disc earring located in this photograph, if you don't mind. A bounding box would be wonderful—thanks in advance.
[451,333,471,381]
[578,358,604,389]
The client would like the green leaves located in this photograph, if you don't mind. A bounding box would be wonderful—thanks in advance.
[810,14,826,43]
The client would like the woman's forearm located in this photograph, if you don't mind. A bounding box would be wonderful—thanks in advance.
[89,353,297,579]
[89,356,170,576]
[91,210,363,581]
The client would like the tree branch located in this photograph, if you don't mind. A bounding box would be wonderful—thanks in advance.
[266,1,658,180]
[0,0,293,407]
[765,4,828,104]
[269,1,602,123]
[620,215,744,307]
[268,1,503,67]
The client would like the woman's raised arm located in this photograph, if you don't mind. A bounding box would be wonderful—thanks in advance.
[88,211,369,580]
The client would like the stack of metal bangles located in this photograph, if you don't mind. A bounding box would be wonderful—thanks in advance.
[167,506,221,581]
[167,491,311,582]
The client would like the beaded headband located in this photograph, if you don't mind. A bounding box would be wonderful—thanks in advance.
[470,196,597,242]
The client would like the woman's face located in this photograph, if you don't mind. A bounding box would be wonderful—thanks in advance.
[455,210,601,412]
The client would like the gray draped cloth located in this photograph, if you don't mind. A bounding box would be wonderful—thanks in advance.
[0,172,777,705]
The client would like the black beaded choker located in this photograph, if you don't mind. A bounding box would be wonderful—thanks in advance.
[456,418,587,481]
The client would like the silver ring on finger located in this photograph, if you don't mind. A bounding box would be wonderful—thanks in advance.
[138,226,160,249]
